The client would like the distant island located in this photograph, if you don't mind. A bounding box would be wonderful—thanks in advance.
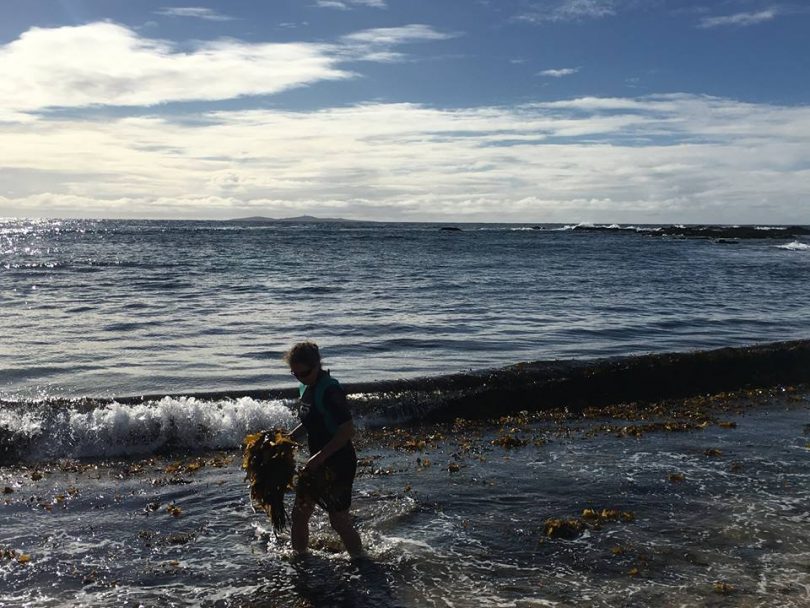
[224,215,370,224]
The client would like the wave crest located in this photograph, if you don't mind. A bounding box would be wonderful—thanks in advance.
[776,241,810,251]
[0,396,296,463]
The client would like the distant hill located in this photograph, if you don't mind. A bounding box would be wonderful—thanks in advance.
[224,215,370,223]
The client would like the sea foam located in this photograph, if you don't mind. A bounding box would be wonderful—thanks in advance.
[0,396,296,462]
[776,241,810,251]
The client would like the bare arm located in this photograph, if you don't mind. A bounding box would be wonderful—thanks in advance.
[305,420,355,470]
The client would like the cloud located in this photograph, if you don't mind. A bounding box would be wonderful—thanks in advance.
[538,67,580,77]
[0,22,349,114]
[315,0,386,9]
[340,24,459,62]
[0,22,452,116]
[698,9,777,28]
[518,0,619,23]
[341,24,457,45]
[155,7,235,21]
[2,95,809,222]
[516,0,666,24]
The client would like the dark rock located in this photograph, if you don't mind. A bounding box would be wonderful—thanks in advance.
[568,224,810,240]
[95,341,810,428]
[655,225,810,240]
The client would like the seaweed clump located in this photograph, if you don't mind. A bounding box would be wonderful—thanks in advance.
[243,429,298,532]
[543,508,635,540]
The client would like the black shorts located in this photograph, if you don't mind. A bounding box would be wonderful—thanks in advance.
[297,456,357,513]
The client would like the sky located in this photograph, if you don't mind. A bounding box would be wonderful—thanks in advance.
[1,0,809,223]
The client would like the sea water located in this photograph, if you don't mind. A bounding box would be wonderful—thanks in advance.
[1,219,810,607]
[2,219,808,399]
[1,394,808,607]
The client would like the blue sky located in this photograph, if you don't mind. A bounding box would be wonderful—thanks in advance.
[1,0,809,222]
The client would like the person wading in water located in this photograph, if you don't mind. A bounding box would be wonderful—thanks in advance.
[285,342,363,557]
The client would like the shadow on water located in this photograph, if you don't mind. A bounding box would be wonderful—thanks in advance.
[228,554,399,608]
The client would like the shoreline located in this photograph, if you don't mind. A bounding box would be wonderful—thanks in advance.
[3,340,809,465]
[2,388,808,607]
[25,338,808,420]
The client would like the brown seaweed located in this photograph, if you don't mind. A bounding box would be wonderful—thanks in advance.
[242,429,298,532]
[543,518,585,539]
[543,508,635,540]
[1,548,31,564]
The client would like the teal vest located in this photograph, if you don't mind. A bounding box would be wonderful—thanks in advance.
[299,372,342,435]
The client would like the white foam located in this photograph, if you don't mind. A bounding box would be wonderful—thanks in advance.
[0,396,296,461]
[776,241,810,251]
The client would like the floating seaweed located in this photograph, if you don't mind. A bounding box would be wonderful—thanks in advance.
[242,429,298,532]
[543,518,585,539]
[1,548,31,564]
[543,508,635,540]
[491,433,528,448]
[581,508,635,523]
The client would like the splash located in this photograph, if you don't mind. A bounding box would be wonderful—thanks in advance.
[0,396,296,463]
[776,241,810,251]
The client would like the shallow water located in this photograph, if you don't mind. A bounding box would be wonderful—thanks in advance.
[2,393,808,607]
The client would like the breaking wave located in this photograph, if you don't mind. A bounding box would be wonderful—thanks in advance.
[777,241,810,251]
[0,396,296,463]
[3,339,810,465]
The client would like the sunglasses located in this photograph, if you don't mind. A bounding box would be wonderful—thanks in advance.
[290,367,314,380]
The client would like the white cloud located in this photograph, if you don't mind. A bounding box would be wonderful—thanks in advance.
[0,22,452,116]
[539,67,580,77]
[316,1,350,9]
[698,9,777,28]
[340,24,459,62]
[341,24,457,45]
[0,22,350,114]
[2,95,809,223]
[315,0,386,9]
[518,0,619,23]
[155,7,235,21]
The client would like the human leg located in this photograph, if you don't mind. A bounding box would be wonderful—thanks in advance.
[328,510,363,556]
[291,494,315,554]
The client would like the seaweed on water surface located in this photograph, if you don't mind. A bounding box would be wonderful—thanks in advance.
[242,429,298,532]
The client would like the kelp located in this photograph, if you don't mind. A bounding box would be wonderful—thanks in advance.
[543,508,636,540]
[242,429,298,532]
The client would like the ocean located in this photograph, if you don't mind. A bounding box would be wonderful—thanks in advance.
[1,218,809,607]
[3,219,809,400]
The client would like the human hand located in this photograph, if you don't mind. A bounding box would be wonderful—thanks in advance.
[304,451,326,472]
